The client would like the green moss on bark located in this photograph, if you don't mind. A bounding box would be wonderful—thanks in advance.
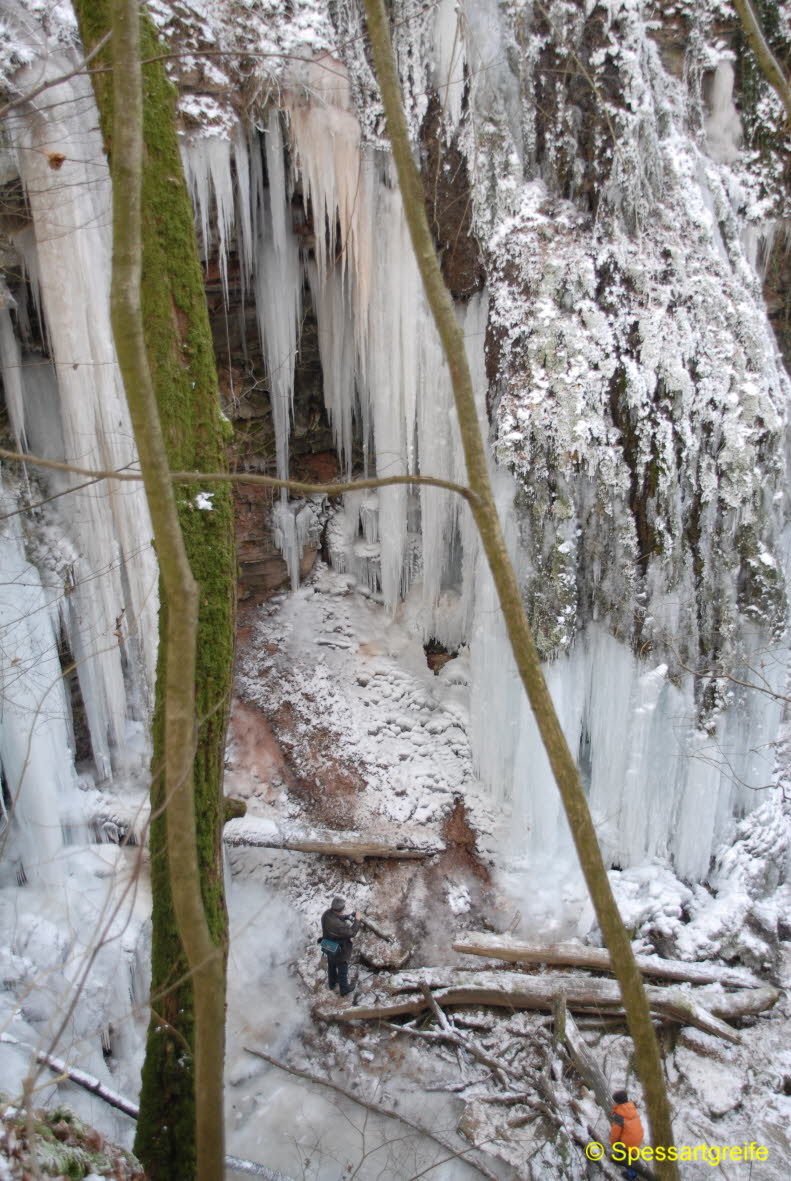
[73,6,235,1179]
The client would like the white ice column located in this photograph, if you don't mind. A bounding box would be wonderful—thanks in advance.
[254,112,303,487]
[307,262,357,475]
[11,51,159,770]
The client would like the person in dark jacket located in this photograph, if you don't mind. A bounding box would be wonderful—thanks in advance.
[321,896,361,996]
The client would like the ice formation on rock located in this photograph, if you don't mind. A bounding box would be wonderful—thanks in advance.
[1,0,791,1173]
[0,26,158,879]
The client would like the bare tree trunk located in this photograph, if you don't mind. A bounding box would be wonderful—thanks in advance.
[359,1,678,1170]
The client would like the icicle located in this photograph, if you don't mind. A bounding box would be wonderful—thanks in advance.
[0,308,26,449]
[232,128,254,298]
[180,136,236,303]
[287,59,369,293]
[0,474,76,887]
[254,117,303,486]
[432,0,466,132]
[306,261,357,475]
[272,499,322,591]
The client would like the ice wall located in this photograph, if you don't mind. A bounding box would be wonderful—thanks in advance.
[177,0,789,882]
[0,25,159,882]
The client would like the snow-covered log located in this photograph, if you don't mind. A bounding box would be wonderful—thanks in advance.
[315,971,780,1043]
[0,1035,294,1180]
[0,1033,139,1119]
[556,1003,614,1115]
[452,934,763,988]
[223,817,443,861]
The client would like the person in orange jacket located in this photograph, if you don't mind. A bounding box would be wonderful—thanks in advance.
[609,1090,644,1179]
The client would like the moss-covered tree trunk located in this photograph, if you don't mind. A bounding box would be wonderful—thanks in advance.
[73,6,235,1178]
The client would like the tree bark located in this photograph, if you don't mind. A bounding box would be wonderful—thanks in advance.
[73,5,235,1179]
[360,0,679,1172]
[453,934,763,988]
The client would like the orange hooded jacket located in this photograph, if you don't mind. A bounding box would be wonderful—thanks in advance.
[609,1100,644,1149]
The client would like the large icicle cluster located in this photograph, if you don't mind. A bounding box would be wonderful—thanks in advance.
[0,15,159,883]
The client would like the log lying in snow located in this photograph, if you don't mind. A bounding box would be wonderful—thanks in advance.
[315,970,780,1044]
[0,1034,293,1181]
[223,817,443,862]
[554,998,613,1115]
[453,934,763,989]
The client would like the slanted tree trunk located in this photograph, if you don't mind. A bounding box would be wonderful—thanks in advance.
[73,5,235,1179]
[360,0,679,1173]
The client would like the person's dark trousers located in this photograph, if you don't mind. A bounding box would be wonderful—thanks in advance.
[327,955,353,995]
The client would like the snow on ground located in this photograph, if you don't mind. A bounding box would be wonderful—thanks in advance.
[235,563,500,857]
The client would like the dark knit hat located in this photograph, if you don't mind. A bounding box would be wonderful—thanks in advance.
[331,896,346,912]
[612,1090,629,1105]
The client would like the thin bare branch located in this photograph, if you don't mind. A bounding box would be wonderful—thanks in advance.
[0,446,479,506]
[244,1046,501,1181]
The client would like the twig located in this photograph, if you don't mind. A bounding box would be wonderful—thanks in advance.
[419,986,514,1087]
[0,446,479,507]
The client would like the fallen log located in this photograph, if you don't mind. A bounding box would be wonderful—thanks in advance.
[315,970,780,1043]
[0,1034,293,1180]
[359,915,395,942]
[453,934,763,989]
[555,1000,612,1115]
[0,1033,139,1119]
[224,817,443,862]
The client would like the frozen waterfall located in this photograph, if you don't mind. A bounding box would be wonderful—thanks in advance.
[0,38,159,882]
[177,18,790,884]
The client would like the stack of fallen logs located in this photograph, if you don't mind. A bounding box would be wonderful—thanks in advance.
[315,932,779,1044]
